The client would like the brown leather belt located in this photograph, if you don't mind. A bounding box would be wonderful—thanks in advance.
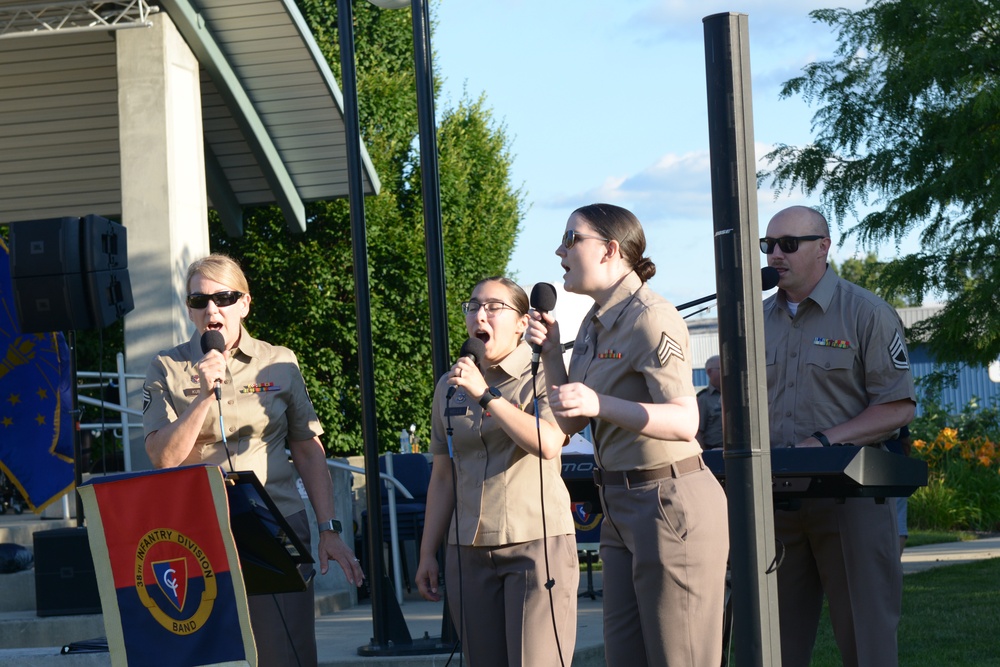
[593,454,705,488]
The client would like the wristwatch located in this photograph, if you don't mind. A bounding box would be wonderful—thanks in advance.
[479,386,502,410]
[811,431,832,447]
[318,519,343,534]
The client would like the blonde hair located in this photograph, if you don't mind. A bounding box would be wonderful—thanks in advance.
[185,254,250,294]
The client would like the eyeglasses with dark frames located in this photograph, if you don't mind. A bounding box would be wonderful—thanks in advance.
[186,291,244,309]
[759,235,826,254]
[461,301,518,316]
[562,229,610,249]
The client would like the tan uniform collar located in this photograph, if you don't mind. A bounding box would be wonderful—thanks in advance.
[776,264,837,314]
[187,324,261,360]
[490,340,531,381]
[594,270,643,329]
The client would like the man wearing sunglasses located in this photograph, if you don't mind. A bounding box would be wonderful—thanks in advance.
[761,206,915,667]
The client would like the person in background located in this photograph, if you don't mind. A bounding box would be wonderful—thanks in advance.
[527,203,729,667]
[143,254,363,667]
[761,206,915,667]
[696,354,724,450]
[415,277,578,667]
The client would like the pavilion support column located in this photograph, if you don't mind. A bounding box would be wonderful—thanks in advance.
[117,12,209,470]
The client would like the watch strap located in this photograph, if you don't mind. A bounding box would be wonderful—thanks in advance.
[318,518,342,533]
[811,431,832,447]
[479,387,500,409]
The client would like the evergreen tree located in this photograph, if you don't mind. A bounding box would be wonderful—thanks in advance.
[211,1,524,454]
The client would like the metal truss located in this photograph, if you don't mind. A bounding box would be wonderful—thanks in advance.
[0,0,158,39]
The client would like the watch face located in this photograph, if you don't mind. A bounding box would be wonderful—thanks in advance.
[489,387,502,398]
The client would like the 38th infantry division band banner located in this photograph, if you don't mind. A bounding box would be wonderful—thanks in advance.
[79,465,256,667]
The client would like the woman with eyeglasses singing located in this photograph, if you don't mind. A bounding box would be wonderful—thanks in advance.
[142,254,362,667]
[526,204,729,667]
[415,276,578,667]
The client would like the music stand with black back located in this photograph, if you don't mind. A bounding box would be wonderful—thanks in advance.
[224,470,314,595]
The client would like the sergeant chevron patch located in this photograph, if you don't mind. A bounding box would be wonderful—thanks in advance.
[656,332,684,367]
[889,331,909,370]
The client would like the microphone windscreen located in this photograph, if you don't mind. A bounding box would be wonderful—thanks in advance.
[530,282,557,312]
[459,337,487,372]
[761,266,780,292]
[200,330,226,354]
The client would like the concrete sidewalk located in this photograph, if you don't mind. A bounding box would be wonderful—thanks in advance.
[901,534,1000,575]
[3,535,999,666]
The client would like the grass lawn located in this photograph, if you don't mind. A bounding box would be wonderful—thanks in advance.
[809,557,1000,666]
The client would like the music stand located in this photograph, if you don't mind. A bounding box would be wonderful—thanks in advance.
[225,471,314,596]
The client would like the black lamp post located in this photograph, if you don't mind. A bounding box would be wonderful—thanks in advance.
[337,0,455,656]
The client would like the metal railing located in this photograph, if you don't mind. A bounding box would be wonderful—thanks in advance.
[77,354,418,604]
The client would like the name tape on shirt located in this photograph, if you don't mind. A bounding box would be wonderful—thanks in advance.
[656,332,684,367]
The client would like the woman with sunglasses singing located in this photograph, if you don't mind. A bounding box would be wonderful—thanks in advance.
[142,254,363,667]
[527,204,729,667]
[415,277,578,667]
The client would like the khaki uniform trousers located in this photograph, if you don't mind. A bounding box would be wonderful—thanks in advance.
[599,466,729,667]
[445,535,579,667]
[774,497,902,667]
[247,509,318,667]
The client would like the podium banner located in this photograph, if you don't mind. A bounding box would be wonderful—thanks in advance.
[79,465,256,667]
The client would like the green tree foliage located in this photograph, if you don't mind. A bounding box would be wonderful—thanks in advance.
[761,0,1000,365]
[210,1,523,455]
[829,252,921,308]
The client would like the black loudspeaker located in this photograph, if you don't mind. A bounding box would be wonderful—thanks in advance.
[9,215,133,333]
[33,527,102,617]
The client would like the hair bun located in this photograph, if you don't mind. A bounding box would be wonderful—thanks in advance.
[635,257,656,282]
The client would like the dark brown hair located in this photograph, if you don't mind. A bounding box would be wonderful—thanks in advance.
[573,203,656,282]
[472,276,529,315]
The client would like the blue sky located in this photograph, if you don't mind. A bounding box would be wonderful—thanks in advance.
[432,0,876,312]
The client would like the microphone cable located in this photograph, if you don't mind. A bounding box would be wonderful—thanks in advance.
[444,387,465,666]
[528,282,567,667]
[530,362,567,667]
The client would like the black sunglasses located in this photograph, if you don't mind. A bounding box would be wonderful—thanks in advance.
[562,229,610,249]
[186,291,244,309]
[759,235,826,254]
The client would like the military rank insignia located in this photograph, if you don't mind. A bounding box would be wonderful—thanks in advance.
[889,331,910,370]
[656,332,684,367]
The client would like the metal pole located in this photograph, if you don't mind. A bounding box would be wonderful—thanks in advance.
[68,329,85,526]
[410,0,451,380]
[702,12,781,666]
[335,0,412,650]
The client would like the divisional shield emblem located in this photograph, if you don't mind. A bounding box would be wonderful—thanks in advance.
[152,558,189,612]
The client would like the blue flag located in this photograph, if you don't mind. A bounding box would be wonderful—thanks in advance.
[0,239,75,511]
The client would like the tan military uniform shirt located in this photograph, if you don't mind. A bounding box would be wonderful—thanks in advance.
[696,384,723,449]
[764,266,916,447]
[143,326,323,517]
[568,271,700,471]
[430,341,574,546]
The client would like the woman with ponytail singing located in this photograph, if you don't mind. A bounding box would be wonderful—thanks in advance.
[415,277,578,667]
[527,204,729,667]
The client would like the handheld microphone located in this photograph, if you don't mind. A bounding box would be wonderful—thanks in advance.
[761,266,780,291]
[676,266,781,312]
[200,330,226,400]
[529,283,557,375]
[446,337,486,400]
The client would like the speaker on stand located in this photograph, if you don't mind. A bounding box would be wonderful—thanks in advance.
[8,215,134,527]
